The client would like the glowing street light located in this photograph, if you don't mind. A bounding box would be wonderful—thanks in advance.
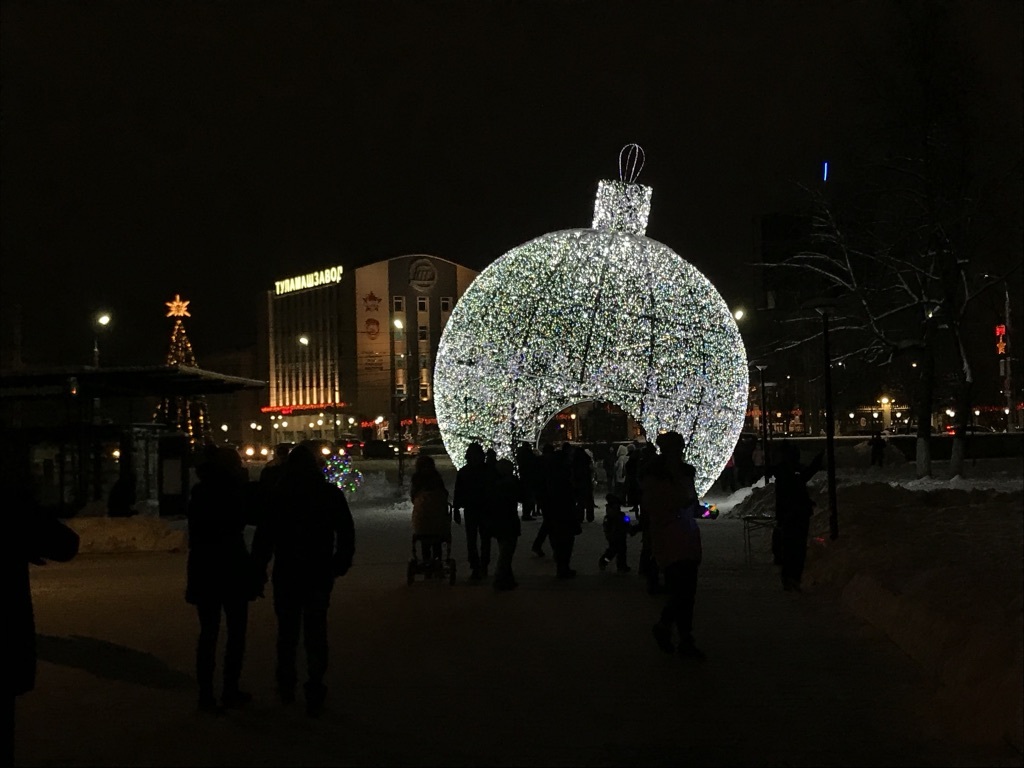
[93,311,112,367]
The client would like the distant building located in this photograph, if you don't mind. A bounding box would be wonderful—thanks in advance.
[263,254,478,444]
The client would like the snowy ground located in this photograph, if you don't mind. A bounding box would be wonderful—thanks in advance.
[707,457,1023,752]
[57,453,1023,756]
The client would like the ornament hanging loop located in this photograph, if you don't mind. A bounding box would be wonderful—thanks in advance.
[619,144,645,184]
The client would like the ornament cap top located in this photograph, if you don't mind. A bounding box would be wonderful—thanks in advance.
[619,144,645,183]
[593,145,652,235]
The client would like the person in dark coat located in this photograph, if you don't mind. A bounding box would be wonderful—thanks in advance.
[487,458,522,590]
[571,446,596,523]
[543,443,580,578]
[452,442,492,580]
[771,443,824,592]
[635,441,663,595]
[624,443,642,510]
[8,436,79,765]
[531,443,556,557]
[410,454,450,563]
[252,444,355,717]
[642,431,705,659]
[186,446,258,712]
[514,442,539,521]
[598,493,635,573]
[107,462,138,517]
[869,432,885,467]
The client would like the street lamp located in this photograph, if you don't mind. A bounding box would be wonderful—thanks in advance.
[92,312,111,367]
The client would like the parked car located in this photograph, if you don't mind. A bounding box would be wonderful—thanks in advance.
[944,424,997,436]
[362,440,417,458]
[362,440,401,458]
[417,437,448,456]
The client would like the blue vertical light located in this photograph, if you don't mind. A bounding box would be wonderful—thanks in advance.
[823,161,829,182]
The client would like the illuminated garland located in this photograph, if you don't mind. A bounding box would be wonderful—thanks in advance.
[433,149,748,495]
[323,452,363,493]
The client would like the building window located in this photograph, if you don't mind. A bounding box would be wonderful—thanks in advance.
[419,382,430,401]
[440,296,453,312]
[419,353,430,371]
[393,295,405,312]
[417,296,428,313]
[418,324,428,342]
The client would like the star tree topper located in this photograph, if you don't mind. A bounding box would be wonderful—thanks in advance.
[165,294,191,317]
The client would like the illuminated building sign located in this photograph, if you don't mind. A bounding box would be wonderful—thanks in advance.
[995,323,1007,355]
[275,266,344,296]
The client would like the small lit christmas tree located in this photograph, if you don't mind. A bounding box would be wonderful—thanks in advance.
[323,452,363,493]
[153,294,211,446]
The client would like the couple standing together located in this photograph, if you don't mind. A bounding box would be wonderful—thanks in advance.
[185,443,355,717]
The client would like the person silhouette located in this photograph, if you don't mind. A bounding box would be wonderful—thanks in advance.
[8,435,79,765]
[642,431,705,659]
[252,444,355,717]
[770,443,824,592]
[186,446,258,712]
[452,442,492,580]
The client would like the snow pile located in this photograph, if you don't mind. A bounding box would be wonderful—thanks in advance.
[724,461,1023,751]
[66,516,187,554]
[347,471,406,503]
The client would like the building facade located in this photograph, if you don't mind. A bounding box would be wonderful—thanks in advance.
[263,255,477,445]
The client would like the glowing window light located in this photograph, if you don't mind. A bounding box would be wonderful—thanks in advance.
[823,161,829,182]
[434,146,748,494]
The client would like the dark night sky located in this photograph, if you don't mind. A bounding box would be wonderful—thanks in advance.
[1,0,1021,369]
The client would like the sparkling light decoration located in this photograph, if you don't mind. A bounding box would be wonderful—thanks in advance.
[433,146,749,495]
[323,452,363,494]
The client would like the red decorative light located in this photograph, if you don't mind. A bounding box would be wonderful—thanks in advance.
[995,324,1006,337]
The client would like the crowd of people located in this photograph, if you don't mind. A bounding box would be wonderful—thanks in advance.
[12,431,826,728]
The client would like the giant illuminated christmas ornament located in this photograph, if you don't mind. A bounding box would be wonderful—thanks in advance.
[433,146,748,494]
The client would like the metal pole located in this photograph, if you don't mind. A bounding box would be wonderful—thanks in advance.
[756,365,769,474]
[821,311,839,540]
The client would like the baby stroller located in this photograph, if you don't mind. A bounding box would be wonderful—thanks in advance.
[407,532,457,585]
[407,496,457,586]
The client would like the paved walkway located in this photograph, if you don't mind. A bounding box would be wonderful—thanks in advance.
[15,500,1022,767]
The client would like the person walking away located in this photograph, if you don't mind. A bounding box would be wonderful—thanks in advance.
[531,443,556,557]
[107,460,138,517]
[721,452,738,494]
[613,444,630,499]
[8,435,79,765]
[452,442,492,580]
[771,444,824,592]
[641,431,705,659]
[515,442,539,521]
[869,432,885,467]
[751,442,765,485]
[252,444,355,717]
[488,458,522,590]
[410,454,450,568]
[186,446,260,712]
[571,446,596,523]
[624,443,643,510]
[544,443,580,578]
[635,442,663,595]
[598,493,635,572]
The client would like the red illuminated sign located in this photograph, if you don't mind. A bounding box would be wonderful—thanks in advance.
[995,323,1007,355]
